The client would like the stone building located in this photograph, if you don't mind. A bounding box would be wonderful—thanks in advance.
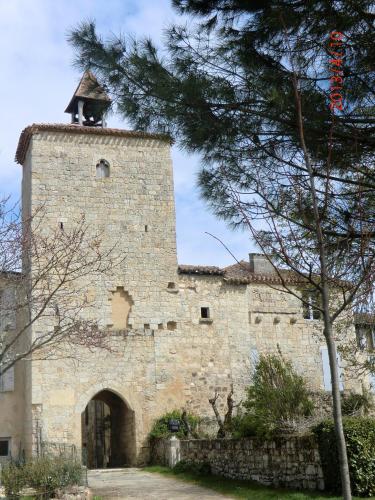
[0,72,371,467]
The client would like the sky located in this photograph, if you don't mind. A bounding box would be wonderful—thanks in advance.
[0,0,254,267]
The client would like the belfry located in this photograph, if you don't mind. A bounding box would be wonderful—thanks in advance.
[64,70,111,127]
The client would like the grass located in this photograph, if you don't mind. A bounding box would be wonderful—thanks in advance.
[144,466,374,500]
[19,494,102,500]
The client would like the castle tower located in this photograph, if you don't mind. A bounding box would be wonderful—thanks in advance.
[15,74,179,463]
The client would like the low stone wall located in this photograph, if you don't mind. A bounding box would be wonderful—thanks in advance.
[152,436,324,491]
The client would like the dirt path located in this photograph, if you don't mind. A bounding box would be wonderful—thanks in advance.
[88,468,232,500]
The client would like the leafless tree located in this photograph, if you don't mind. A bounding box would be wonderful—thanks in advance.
[209,384,240,438]
[0,197,123,378]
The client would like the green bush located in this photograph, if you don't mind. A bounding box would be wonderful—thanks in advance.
[313,417,375,497]
[1,461,27,499]
[149,409,200,440]
[1,456,83,499]
[231,413,263,438]
[236,353,313,438]
[26,456,83,496]
[173,459,211,475]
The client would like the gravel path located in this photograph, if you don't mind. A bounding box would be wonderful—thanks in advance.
[88,468,232,500]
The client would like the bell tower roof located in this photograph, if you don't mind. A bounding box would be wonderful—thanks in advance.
[64,70,111,127]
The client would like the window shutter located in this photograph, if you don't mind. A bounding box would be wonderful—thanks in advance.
[369,356,375,393]
[320,347,344,391]
[0,288,16,331]
[320,347,331,391]
[250,348,259,374]
[0,366,15,392]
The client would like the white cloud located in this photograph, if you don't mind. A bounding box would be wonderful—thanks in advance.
[0,0,253,266]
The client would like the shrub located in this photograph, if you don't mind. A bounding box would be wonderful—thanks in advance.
[149,409,200,440]
[1,456,83,499]
[231,413,259,438]
[313,417,375,497]
[341,390,374,416]
[173,459,211,475]
[236,353,313,438]
[26,456,83,496]
[1,461,27,499]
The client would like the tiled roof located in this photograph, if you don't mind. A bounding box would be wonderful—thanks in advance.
[178,260,351,287]
[178,261,307,284]
[65,70,111,114]
[223,261,309,285]
[15,124,172,164]
[354,312,375,325]
[178,265,224,276]
[0,270,22,282]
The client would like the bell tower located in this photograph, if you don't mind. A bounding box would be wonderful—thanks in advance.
[16,72,179,458]
[64,70,111,127]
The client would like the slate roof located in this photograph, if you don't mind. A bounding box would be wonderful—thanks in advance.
[15,124,172,164]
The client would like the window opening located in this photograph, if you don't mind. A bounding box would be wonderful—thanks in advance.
[96,159,110,178]
[0,439,10,457]
[302,291,321,320]
[201,307,210,319]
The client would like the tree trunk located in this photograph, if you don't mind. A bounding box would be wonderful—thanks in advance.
[292,70,352,500]
[181,409,192,437]
[223,385,235,433]
[209,391,225,438]
[322,298,352,499]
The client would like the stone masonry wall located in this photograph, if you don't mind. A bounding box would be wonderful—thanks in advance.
[153,437,325,491]
[5,125,362,466]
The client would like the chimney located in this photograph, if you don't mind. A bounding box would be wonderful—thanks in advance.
[249,253,275,274]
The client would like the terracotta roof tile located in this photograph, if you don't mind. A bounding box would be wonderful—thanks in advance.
[64,70,111,114]
[178,261,308,284]
[354,312,375,325]
[223,260,308,285]
[178,265,224,276]
[15,123,172,165]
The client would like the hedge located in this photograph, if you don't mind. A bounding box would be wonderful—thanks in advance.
[313,417,375,497]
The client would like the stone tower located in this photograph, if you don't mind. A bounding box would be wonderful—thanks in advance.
[15,73,179,462]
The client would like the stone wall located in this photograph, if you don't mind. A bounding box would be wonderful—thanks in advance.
[4,124,364,466]
[0,276,26,461]
[153,436,325,491]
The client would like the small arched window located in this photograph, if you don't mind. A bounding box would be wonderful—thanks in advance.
[96,159,110,178]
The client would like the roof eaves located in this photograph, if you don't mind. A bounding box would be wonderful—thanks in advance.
[15,124,172,165]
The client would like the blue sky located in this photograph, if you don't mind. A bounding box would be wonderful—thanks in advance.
[0,0,254,266]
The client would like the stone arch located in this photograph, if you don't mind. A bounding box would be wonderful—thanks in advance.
[76,382,135,415]
[79,386,136,468]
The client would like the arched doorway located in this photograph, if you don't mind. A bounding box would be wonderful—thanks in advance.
[81,390,136,468]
